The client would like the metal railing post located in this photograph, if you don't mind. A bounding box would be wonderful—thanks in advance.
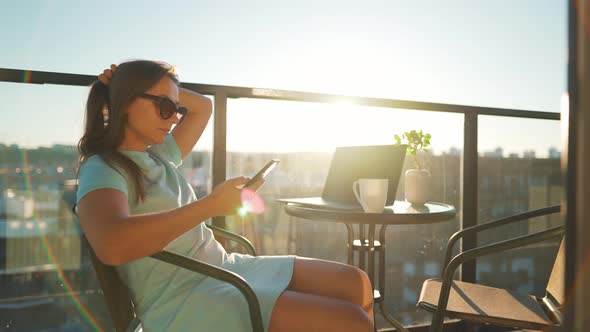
[461,112,478,283]
[212,91,228,229]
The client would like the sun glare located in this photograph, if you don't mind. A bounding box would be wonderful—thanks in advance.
[224,96,462,154]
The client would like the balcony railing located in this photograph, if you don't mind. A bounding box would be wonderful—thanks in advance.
[0,67,560,282]
[0,67,561,330]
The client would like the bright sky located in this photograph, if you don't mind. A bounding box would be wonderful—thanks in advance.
[0,0,566,156]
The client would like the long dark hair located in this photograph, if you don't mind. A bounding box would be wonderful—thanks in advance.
[77,60,180,205]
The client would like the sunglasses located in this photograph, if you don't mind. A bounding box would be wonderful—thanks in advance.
[138,93,188,120]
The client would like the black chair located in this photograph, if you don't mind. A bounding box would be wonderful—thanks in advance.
[61,183,264,332]
[417,205,564,332]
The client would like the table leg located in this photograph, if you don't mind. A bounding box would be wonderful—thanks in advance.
[345,222,408,331]
[345,223,354,265]
[379,301,409,332]
[359,224,366,270]
[376,225,409,332]
[367,224,376,286]
[378,225,388,305]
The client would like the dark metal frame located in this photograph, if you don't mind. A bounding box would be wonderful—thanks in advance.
[85,216,262,332]
[564,0,578,330]
[150,227,262,331]
[131,225,262,332]
[424,205,564,332]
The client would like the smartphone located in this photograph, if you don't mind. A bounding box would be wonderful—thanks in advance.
[243,159,280,188]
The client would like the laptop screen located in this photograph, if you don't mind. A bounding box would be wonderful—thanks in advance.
[321,144,407,206]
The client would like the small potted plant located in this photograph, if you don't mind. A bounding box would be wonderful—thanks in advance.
[394,130,432,205]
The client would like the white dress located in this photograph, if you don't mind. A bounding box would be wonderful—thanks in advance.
[76,134,295,331]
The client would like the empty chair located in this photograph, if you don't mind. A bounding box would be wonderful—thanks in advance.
[417,205,564,332]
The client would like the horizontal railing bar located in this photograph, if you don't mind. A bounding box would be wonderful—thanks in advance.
[0,289,100,304]
[0,68,559,120]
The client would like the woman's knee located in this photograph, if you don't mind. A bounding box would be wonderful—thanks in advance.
[352,266,372,289]
[345,266,374,304]
[289,258,374,310]
[270,291,373,332]
[349,305,374,331]
[331,303,374,332]
[321,263,374,310]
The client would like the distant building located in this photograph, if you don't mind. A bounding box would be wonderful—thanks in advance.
[483,147,504,158]
[446,146,461,156]
[523,150,536,159]
[3,190,33,219]
[548,147,561,159]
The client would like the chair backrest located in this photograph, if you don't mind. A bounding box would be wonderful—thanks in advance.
[61,184,136,332]
[85,238,136,332]
[546,238,565,307]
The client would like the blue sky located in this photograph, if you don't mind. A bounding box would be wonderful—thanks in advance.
[0,0,566,155]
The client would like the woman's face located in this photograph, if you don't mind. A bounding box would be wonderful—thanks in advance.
[121,76,180,150]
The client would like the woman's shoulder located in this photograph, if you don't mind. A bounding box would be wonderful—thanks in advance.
[82,154,104,164]
[76,154,130,204]
[79,154,126,179]
[80,154,109,171]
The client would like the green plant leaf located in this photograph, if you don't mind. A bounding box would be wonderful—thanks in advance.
[394,129,432,169]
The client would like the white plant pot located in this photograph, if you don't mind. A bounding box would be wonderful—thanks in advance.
[404,168,431,205]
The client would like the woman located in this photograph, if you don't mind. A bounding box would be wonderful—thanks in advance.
[76,59,374,331]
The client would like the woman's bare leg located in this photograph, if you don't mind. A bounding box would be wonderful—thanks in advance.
[268,290,373,332]
[287,257,374,319]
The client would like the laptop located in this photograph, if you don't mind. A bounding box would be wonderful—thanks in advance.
[277,144,407,210]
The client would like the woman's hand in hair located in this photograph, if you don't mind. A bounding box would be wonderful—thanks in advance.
[205,177,251,216]
[98,64,118,85]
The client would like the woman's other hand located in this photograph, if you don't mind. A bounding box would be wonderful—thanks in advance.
[98,64,117,85]
[206,176,250,216]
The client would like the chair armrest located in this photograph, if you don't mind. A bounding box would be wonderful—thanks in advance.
[206,224,256,256]
[124,317,142,332]
[429,225,565,332]
[442,205,560,272]
[150,250,263,332]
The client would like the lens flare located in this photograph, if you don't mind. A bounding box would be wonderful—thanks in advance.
[20,149,104,331]
[22,70,32,83]
[240,187,266,215]
[237,206,249,218]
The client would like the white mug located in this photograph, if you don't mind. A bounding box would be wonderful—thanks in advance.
[352,179,389,213]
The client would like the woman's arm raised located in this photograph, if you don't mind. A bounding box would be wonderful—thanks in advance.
[78,176,251,266]
[171,88,213,160]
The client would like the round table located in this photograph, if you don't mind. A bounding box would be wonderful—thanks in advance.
[282,200,456,331]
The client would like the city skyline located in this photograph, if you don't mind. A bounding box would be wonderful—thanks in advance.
[0,143,563,329]
[0,140,563,158]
